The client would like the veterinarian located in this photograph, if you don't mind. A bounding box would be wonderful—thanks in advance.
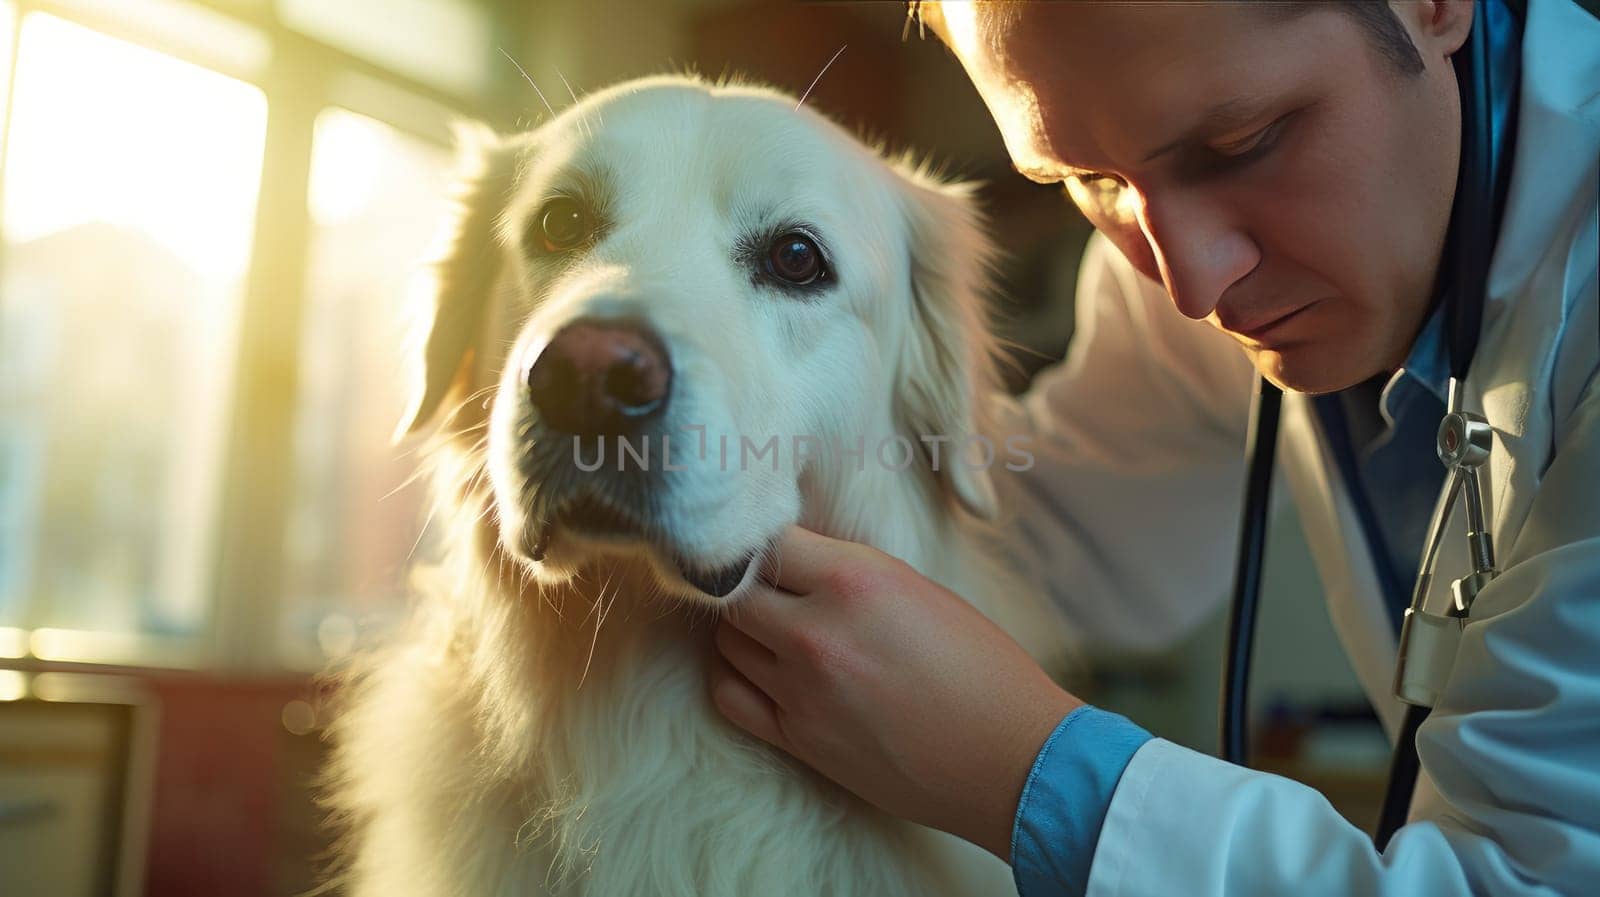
[710,1,1600,894]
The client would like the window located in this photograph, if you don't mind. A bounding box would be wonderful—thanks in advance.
[278,0,492,99]
[0,12,267,662]
[0,0,498,670]
[0,2,13,135]
[280,108,453,670]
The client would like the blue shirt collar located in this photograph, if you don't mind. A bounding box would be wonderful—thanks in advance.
[1379,303,1450,428]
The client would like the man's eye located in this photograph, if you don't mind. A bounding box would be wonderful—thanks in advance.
[1063,172,1128,212]
[1062,172,1134,224]
[1072,171,1127,189]
[1212,116,1291,162]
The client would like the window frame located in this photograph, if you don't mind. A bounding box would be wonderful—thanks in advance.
[0,0,524,674]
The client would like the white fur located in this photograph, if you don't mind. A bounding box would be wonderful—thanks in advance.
[318,75,1071,897]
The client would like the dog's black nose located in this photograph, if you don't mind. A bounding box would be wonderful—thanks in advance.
[525,318,672,435]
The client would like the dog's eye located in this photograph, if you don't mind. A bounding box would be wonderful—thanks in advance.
[533,197,591,253]
[766,233,825,285]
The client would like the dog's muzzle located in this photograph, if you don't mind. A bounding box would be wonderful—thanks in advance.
[512,316,758,599]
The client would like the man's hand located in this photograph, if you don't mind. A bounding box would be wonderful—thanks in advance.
[710,525,1082,861]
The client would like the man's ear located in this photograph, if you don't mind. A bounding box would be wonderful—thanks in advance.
[1394,0,1474,62]
[891,166,1002,520]
[394,121,518,440]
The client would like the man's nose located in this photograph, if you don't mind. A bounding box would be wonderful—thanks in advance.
[1137,191,1259,320]
[525,317,673,436]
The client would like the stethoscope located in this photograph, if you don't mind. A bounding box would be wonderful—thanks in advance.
[1221,0,1522,852]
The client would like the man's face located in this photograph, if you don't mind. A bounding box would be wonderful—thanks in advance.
[936,1,1472,393]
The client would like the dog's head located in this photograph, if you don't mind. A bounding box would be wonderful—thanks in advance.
[404,76,1001,606]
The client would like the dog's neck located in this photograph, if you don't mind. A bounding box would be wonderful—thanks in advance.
[431,437,972,766]
[795,440,968,581]
[391,435,1009,893]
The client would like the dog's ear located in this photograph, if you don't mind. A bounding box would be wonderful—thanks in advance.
[395,121,518,440]
[892,170,1001,520]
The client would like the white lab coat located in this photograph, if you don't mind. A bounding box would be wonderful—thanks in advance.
[985,0,1600,892]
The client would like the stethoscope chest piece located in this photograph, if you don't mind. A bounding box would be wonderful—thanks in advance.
[1437,407,1493,469]
[1393,379,1500,709]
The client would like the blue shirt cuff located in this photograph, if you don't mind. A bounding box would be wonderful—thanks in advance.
[1010,705,1153,897]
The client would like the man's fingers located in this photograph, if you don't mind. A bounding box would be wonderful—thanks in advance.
[725,581,807,653]
[708,655,791,752]
[759,524,856,593]
[713,621,785,703]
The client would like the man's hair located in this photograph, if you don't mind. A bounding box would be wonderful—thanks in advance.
[1266,1,1426,76]
[915,1,1426,77]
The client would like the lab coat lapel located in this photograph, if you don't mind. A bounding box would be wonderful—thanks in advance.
[1470,0,1600,568]
[1277,393,1408,738]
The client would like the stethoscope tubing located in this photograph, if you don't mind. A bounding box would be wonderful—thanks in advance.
[1218,377,1282,769]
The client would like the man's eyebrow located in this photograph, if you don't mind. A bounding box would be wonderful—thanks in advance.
[1140,95,1275,164]
[1010,94,1278,183]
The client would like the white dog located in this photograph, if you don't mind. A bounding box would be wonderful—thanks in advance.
[319,74,1069,897]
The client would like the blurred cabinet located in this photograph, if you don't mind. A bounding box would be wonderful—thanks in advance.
[0,680,154,897]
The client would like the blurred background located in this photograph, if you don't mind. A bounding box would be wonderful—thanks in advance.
[0,1,1389,895]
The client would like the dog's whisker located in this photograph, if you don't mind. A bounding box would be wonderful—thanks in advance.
[431,394,495,435]
[519,567,542,614]
[555,66,579,106]
[499,47,557,121]
[463,459,489,493]
[795,44,848,112]
[402,506,438,566]
[576,569,609,628]
[540,580,568,623]
[596,572,623,657]
[477,521,506,588]
[620,572,653,623]
[464,464,493,503]
[540,585,563,621]
[496,544,513,592]
[464,492,495,530]
[575,573,614,692]
[648,591,681,622]
[553,66,592,141]
[449,384,498,410]
[378,464,432,503]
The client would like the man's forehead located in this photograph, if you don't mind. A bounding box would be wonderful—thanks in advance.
[926,2,1070,154]
[926,1,1337,177]
[921,1,1023,74]
[926,1,1324,75]
[921,0,1304,39]
[930,2,1160,177]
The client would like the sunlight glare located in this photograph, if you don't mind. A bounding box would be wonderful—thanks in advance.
[308,109,388,226]
[0,2,14,149]
[2,13,267,280]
